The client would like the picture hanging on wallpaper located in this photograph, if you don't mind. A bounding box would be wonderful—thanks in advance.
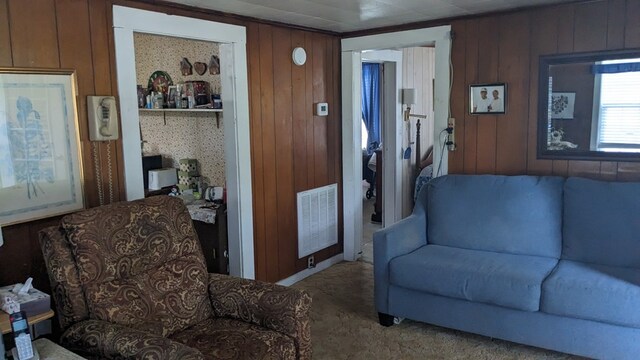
[194,62,207,75]
[470,83,506,115]
[0,68,84,227]
[209,55,220,75]
[180,58,193,76]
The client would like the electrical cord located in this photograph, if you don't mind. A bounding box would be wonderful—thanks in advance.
[92,142,105,205]
[436,129,448,177]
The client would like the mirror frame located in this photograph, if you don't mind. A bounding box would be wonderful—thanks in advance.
[537,49,640,162]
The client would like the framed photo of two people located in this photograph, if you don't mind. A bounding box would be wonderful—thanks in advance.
[470,83,506,115]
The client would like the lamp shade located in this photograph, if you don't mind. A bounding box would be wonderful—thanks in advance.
[402,88,416,105]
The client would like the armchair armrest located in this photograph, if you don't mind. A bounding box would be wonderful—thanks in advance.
[208,274,312,360]
[61,320,204,360]
[374,211,427,313]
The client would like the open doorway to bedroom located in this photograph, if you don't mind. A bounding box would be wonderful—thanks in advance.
[341,26,452,263]
[359,48,437,264]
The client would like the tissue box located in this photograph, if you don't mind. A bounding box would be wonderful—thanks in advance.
[0,285,50,317]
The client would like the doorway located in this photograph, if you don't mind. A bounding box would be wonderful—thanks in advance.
[112,6,255,278]
[341,26,452,262]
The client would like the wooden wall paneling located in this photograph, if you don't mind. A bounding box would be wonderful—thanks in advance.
[292,30,308,193]
[89,0,121,205]
[625,0,640,48]
[56,0,100,209]
[463,19,479,174]
[574,1,608,52]
[0,0,12,66]
[312,33,328,187]
[7,0,59,68]
[304,32,315,189]
[325,35,336,183]
[271,26,296,279]
[474,16,499,174]
[599,161,618,181]
[606,0,626,50]
[495,12,529,175]
[247,23,267,281]
[616,162,640,181]
[448,21,465,173]
[526,7,557,175]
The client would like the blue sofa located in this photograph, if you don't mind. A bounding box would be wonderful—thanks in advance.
[374,174,640,359]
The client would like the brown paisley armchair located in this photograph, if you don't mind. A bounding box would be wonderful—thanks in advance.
[39,196,311,360]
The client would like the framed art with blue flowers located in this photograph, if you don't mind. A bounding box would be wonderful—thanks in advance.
[0,68,84,241]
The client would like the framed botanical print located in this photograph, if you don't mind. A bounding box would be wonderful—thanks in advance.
[0,68,84,242]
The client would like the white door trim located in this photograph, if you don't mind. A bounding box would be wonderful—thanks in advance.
[341,26,452,262]
[112,5,255,279]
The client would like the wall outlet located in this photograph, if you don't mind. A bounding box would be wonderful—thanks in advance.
[307,255,315,269]
[447,118,456,151]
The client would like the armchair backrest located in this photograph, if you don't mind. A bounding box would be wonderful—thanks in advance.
[40,196,212,336]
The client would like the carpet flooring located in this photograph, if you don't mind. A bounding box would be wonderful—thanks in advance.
[293,261,580,360]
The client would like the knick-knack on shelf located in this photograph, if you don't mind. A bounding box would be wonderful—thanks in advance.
[180,58,193,76]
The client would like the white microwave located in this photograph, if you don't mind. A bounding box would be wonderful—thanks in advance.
[148,168,177,190]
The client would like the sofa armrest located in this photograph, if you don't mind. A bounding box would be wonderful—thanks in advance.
[208,273,312,360]
[61,320,204,360]
[373,212,428,314]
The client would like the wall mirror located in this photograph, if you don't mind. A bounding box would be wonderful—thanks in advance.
[538,49,640,161]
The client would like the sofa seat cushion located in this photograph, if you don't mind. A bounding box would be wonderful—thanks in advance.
[541,260,640,328]
[389,245,558,311]
[170,318,297,359]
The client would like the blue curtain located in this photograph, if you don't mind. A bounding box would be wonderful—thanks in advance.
[362,63,381,154]
[592,62,640,74]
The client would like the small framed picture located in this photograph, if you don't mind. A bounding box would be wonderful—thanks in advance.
[550,92,575,119]
[167,85,178,108]
[470,83,506,115]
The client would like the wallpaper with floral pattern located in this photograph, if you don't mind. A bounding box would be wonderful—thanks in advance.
[134,33,225,187]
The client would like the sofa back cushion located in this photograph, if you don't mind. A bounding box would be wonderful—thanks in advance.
[427,175,564,258]
[60,196,212,336]
[563,177,640,267]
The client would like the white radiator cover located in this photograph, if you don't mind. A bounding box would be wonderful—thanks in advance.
[297,184,338,258]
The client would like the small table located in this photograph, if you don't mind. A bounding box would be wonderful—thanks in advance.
[0,309,54,335]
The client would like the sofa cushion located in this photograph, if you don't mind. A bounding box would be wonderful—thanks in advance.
[541,260,640,329]
[389,245,558,311]
[563,177,640,267]
[427,175,564,258]
[170,318,297,359]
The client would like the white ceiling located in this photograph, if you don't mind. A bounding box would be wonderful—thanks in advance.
[163,0,577,33]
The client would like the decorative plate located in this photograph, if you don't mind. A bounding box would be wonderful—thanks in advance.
[147,71,173,94]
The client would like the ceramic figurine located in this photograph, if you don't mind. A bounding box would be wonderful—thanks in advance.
[209,55,220,75]
[180,58,193,76]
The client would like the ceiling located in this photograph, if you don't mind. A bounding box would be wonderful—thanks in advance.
[163,0,577,33]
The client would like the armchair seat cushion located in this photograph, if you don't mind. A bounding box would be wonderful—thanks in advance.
[389,245,558,311]
[170,318,297,360]
[541,260,640,328]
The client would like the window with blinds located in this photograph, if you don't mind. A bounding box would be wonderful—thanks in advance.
[595,59,640,152]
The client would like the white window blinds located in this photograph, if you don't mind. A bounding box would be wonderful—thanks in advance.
[597,60,640,151]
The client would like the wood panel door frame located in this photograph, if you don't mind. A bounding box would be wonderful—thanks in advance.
[112,5,254,279]
[341,26,452,261]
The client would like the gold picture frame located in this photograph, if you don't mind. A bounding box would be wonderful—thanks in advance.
[0,68,84,236]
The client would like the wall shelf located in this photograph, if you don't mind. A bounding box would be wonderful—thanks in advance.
[139,108,223,128]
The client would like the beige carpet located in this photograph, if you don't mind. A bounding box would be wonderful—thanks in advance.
[293,261,580,360]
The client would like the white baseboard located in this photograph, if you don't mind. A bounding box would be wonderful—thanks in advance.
[277,253,344,286]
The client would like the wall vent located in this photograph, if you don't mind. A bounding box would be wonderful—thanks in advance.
[297,184,338,258]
